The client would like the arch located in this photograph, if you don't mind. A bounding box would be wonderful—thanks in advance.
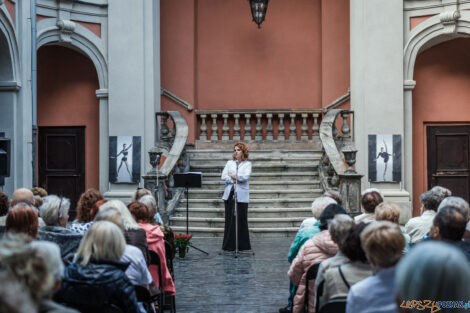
[404,11,470,81]
[403,11,470,214]
[36,19,108,89]
[0,6,20,83]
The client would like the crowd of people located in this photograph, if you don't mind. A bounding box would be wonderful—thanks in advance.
[0,187,174,313]
[280,187,470,313]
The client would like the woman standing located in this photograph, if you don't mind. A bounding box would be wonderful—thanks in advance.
[221,142,252,252]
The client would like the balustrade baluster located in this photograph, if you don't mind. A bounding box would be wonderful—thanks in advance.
[211,114,218,140]
[244,113,252,140]
[200,114,207,140]
[312,113,319,136]
[233,114,241,140]
[278,113,285,141]
[301,113,308,140]
[332,122,338,137]
[266,113,273,140]
[222,114,229,140]
[255,113,263,140]
[341,111,350,137]
[289,113,296,140]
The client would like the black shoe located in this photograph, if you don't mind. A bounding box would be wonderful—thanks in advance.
[279,305,292,313]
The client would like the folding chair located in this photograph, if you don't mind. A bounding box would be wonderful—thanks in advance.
[149,249,176,313]
[318,297,347,313]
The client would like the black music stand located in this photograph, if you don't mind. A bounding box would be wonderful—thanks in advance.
[174,172,208,255]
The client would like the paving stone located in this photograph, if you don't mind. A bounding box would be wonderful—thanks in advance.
[173,237,293,313]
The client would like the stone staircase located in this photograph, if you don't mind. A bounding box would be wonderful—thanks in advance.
[169,149,323,237]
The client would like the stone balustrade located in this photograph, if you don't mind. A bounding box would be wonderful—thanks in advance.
[196,109,323,142]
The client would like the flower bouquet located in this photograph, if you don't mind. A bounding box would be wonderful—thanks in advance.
[174,233,193,258]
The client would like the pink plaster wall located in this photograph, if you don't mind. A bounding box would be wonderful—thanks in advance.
[37,45,100,190]
[5,0,14,24]
[410,15,435,30]
[321,0,350,107]
[73,20,102,38]
[161,0,350,143]
[412,38,470,215]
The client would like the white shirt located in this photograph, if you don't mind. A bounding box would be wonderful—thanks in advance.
[121,245,153,286]
[221,160,252,203]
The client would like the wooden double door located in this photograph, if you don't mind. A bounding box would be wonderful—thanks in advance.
[38,127,85,218]
[427,125,470,202]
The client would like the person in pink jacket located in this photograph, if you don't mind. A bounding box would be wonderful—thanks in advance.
[129,202,176,296]
[288,204,347,313]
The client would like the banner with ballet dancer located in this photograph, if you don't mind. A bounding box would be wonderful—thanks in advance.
[368,134,401,182]
[109,136,141,183]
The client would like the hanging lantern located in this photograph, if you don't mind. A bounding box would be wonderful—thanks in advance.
[249,0,269,28]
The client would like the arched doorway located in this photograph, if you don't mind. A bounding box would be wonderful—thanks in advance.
[412,38,470,212]
[37,45,100,217]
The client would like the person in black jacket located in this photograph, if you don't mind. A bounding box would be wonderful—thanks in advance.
[54,221,140,313]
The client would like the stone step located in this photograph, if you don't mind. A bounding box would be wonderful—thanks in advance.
[187,149,323,159]
[184,189,322,199]
[169,226,299,238]
[170,216,305,228]
[173,207,313,218]
[177,197,315,208]
[196,180,321,190]
[199,171,319,182]
[190,159,320,169]
[191,163,318,173]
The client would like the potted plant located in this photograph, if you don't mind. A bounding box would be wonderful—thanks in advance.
[174,233,193,258]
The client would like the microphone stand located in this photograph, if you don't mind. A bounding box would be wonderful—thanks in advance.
[234,159,239,258]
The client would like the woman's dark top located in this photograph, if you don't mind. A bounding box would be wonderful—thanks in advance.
[54,259,140,313]
[125,228,150,265]
[377,152,391,163]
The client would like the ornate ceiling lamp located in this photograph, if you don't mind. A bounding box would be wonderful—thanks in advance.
[249,0,269,28]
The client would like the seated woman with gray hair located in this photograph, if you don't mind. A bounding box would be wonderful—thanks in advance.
[437,196,470,242]
[54,221,141,313]
[395,241,470,313]
[37,195,83,265]
[138,194,163,224]
[405,186,451,244]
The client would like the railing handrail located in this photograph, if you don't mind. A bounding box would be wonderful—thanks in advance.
[319,109,348,175]
[322,89,351,113]
[157,111,188,176]
[161,87,194,112]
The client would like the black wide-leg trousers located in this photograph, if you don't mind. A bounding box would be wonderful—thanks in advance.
[222,188,251,251]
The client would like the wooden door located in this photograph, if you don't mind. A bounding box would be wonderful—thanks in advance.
[38,127,85,218]
[427,125,470,202]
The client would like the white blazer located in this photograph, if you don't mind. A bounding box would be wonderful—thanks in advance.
[221,160,252,203]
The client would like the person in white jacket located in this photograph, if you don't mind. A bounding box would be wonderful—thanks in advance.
[221,142,252,252]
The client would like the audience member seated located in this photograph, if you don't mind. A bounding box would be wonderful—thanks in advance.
[94,206,154,313]
[138,194,164,225]
[129,201,176,297]
[395,241,470,313]
[280,197,337,313]
[314,215,356,306]
[132,187,152,202]
[54,221,141,313]
[37,195,83,265]
[323,189,343,206]
[288,204,346,313]
[438,196,470,241]
[317,223,372,311]
[355,189,383,224]
[0,270,37,313]
[68,189,104,234]
[0,190,9,227]
[301,196,337,230]
[6,204,39,238]
[346,221,405,313]
[429,206,470,261]
[0,234,77,312]
[375,202,411,254]
[100,200,150,264]
[31,187,49,212]
[29,241,80,313]
[404,186,450,244]
[10,188,46,227]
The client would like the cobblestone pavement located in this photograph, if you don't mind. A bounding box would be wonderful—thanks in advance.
[173,237,293,313]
